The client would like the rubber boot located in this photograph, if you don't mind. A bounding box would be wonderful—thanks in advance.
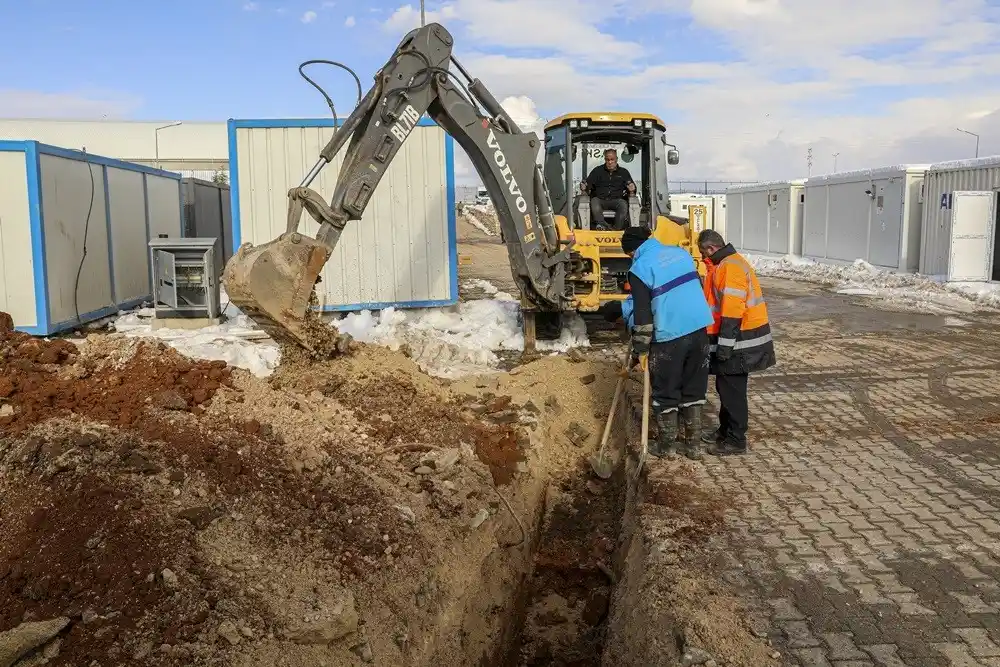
[681,405,704,460]
[701,427,725,445]
[651,410,679,458]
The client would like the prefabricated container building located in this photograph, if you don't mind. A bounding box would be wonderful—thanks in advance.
[668,194,726,236]
[0,141,182,335]
[801,165,928,271]
[725,180,805,255]
[920,156,1000,279]
[181,177,233,278]
[228,118,457,312]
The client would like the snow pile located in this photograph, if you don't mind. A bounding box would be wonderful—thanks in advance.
[113,301,280,378]
[461,205,500,236]
[462,278,500,295]
[746,254,1000,314]
[332,291,589,378]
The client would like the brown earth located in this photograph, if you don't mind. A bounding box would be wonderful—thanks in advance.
[0,306,777,667]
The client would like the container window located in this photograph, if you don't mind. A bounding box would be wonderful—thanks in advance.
[876,195,884,208]
[800,194,805,203]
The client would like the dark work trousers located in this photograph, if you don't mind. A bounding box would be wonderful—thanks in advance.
[715,373,749,445]
[649,328,710,415]
[590,197,628,229]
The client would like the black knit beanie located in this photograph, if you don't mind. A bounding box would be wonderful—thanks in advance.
[620,226,652,254]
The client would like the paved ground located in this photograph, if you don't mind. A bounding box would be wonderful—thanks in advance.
[456,223,1000,665]
[699,278,1000,667]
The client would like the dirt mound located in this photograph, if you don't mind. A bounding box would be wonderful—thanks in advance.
[0,328,231,433]
[0,316,557,666]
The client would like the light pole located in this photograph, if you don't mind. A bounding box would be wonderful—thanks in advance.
[832,152,840,171]
[420,0,425,25]
[154,122,182,169]
[957,127,980,158]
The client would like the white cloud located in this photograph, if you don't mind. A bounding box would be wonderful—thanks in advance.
[344,15,356,27]
[0,89,143,119]
[382,3,457,32]
[301,10,317,23]
[390,0,1000,182]
[322,1,336,6]
[242,1,258,10]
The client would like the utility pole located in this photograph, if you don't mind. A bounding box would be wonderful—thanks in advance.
[807,147,813,176]
[420,0,425,25]
[956,128,980,158]
[832,152,840,171]
[154,122,182,169]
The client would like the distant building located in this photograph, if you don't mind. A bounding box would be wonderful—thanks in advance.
[0,118,228,172]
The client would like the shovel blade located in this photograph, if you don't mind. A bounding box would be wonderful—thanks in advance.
[588,452,614,479]
[222,233,332,350]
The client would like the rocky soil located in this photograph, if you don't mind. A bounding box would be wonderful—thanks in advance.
[0,313,620,666]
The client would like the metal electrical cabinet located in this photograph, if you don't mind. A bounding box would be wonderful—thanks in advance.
[149,238,221,322]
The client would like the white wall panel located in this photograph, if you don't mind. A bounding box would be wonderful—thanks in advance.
[107,167,151,301]
[0,151,35,326]
[39,155,112,326]
[146,174,183,241]
[230,120,456,310]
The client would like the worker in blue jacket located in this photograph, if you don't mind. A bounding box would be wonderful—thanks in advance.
[620,226,714,460]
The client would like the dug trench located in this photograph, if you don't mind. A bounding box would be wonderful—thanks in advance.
[0,314,778,667]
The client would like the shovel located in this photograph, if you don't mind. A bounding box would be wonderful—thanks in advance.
[588,351,632,479]
[632,361,651,484]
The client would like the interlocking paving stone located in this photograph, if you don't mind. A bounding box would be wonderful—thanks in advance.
[675,279,1000,666]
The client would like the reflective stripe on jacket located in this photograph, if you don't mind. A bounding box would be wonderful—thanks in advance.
[629,238,714,343]
[703,243,776,375]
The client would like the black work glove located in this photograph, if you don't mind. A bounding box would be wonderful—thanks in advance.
[599,301,623,323]
[631,323,652,356]
[715,345,733,362]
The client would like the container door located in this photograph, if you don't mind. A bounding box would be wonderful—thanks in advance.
[869,179,904,269]
[156,250,179,308]
[948,191,995,281]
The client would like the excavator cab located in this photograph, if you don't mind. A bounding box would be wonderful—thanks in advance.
[542,113,703,314]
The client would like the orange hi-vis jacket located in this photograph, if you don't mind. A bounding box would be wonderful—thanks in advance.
[702,244,776,375]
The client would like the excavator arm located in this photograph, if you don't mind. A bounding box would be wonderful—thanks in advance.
[222,23,574,351]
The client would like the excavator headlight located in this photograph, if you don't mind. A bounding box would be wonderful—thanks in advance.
[644,120,652,128]
[570,119,578,128]
[580,119,589,127]
[633,119,642,127]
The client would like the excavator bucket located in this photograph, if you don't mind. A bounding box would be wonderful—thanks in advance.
[222,232,332,350]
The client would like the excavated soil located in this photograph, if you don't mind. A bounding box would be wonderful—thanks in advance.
[0,310,779,667]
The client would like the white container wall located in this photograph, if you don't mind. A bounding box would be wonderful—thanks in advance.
[801,165,928,271]
[920,156,1000,277]
[0,141,182,335]
[724,180,805,255]
[669,194,726,235]
[228,118,457,311]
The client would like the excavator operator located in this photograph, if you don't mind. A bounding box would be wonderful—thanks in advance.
[582,148,636,230]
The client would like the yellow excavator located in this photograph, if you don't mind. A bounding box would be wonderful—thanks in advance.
[535,112,703,336]
[222,23,703,351]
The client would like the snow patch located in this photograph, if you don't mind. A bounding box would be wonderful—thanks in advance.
[114,302,280,378]
[746,254,1000,314]
[462,278,499,295]
[331,292,589,378]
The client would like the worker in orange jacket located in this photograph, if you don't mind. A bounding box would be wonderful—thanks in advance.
[696,230,776,455]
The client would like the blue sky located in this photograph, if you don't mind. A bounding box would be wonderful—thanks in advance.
[3,0,1000,180]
